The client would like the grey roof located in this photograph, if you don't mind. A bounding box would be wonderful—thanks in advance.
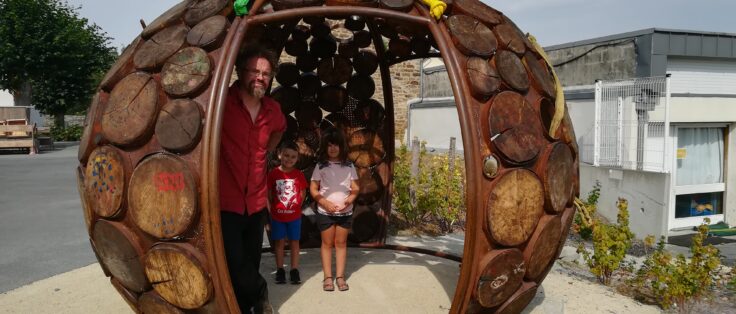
[545,28,736,51]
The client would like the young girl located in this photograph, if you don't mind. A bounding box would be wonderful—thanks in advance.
[310,129,359,292]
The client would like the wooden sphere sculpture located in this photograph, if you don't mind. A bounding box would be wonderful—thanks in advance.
[76,0,579,312]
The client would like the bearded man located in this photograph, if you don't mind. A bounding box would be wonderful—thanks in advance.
[219,47,285,313]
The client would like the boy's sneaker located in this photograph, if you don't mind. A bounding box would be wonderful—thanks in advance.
[275,268,286,284]
[289,269,301,284]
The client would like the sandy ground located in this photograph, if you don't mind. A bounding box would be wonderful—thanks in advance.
[0,247,661,314]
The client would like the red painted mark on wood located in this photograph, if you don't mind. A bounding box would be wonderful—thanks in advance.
[155,172,185,192]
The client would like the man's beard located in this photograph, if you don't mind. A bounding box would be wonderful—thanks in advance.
[248,81,266,99]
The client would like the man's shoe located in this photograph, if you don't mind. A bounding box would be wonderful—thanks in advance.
[275,268,286,284]
[289,268,301,284]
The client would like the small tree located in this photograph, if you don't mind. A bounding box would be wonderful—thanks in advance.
[0,0,115,126]
[633,220,722,311]
[578,198,635,285]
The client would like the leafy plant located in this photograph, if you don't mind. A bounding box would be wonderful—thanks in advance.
[50,123,83,141]
[578,198,635,285]
[573,181,601,240]
[392,141,465,233]
[632,219,722,311]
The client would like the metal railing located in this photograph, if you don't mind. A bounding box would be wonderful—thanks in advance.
[593,75,671,172]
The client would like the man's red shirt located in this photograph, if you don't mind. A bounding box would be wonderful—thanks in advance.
[219,82,286,216]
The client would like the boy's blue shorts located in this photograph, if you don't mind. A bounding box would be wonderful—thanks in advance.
[270,218,301,241]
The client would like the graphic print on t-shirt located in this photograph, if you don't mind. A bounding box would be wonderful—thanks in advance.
[276,178,297,209]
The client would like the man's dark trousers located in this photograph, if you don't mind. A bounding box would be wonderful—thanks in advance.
[221,210,268,313]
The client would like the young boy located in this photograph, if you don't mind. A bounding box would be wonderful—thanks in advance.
[267,141,307,284]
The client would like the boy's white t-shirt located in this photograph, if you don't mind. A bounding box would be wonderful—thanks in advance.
[311,161,358,216]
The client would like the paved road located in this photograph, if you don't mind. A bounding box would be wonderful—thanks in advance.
[0,143,95,293]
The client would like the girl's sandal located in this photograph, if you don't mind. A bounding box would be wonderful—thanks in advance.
[323,277,334,291]
[336,277,349,291]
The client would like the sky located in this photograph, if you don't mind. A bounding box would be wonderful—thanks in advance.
[67,0,736,50]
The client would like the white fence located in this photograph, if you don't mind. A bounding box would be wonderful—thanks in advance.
[593,76,671,172]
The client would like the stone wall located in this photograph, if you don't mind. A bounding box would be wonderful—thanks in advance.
[546,40,638,87]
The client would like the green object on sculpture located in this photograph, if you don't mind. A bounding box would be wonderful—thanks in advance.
[234,0,251,16]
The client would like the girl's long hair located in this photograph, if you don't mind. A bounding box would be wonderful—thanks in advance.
[317,128,350,168]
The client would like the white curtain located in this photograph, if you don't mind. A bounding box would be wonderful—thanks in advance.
[676,127,724,186]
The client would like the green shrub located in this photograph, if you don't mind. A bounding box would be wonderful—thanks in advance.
[578,198,635,285]
[573,181,601,240]
[633,219,722,311]
[50,124,83,141]
[392,141,465,233]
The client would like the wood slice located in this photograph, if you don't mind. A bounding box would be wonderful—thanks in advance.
[539,98,556,141]
[139,292,185,314]
[445,15,497,57]
[475,249,525,308]
[90,238,112,277]
[144,244,212,309]
[184,0,229,26]
[296,52,319,72]
[317,85,349,112]
[284,114,299,140]
[467,57,500,100]
[155,99,203,153]
[494,50,529,92]
[535,206,576,284]
[321,112,349,133]
[493,23,526,56]
[129,154,198,239]
[186,15,228,50]
[295,101,323,130]
[85,146,126,218]
[111,277,140,311]
[349,205,380,242]
[141,0,193,39]
[452,0,503,26]
[536,143,574,214]
[354,99,385,128]
[488,91,544,164]
[276,62,301,87]
[347,75,375,100]
[134,24,189,71]
[284,38,309,57]
[272,0,325,10]
[92,220,150,292]
[344,16,366,32]
[347,128,385,168]
[317,56,353,85]
[375,19,398,39]
[355,169,384,204]
[353,30,372,48]
[101,72,159,147]
[77,166,94,233]
[309,35,338,59]
[338,39,359,59]
[395,21,426,38]
[100,37,142,91]
[78,92,103,163]
[271,86,300,115]
[310,21,332,39]
[495,282,538,314]
[379,0,413,12]
[389,36,412,58]
[303,16,325,26]
[295,129,319,169]
[524,52,556,99]
[297,72,321,99]
[161,47,212,97]
[352,50,379,75]
[522,215,562,281]
[291,25,311,41]
[410,36,432,56]
[485,169,544,246]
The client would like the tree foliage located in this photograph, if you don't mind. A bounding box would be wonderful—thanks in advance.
[0,0,115,120]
